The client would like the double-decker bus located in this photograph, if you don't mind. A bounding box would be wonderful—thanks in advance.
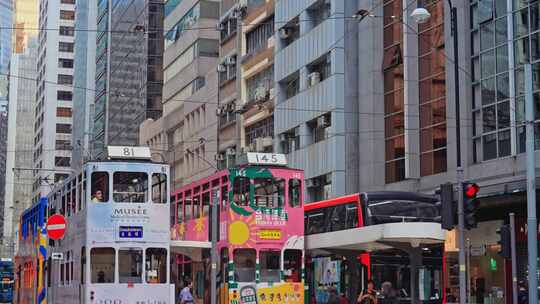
[304,191,445,303]
[171,153,305,304]
[0,258,14,303]
[16,146,174,304]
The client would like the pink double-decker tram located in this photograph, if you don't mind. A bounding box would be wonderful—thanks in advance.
[170,153,305,304]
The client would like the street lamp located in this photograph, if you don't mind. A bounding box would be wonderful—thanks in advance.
[412,2,467,304]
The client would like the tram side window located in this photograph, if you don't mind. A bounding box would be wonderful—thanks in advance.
[193,195,201,219]
[91,172,109,203]
[145,248,167,284]
[220,186,228,210]
[152,173,167,204]
[288,179,302,207]
[233,177,250,206]
[284,249,302,282]
[118,248,143,283]
[233,249,256,282]
[113,172,148,203]
[219,248,229,284]
[185,197,192,221]
[202,192,210,217]
[254,178,284,208]
[81,246,86,284]
[259,251,280,283]
[90,248,115,283]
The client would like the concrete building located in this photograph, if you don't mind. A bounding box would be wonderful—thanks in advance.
[72,0,97,170]
[0,112,7,245]
[33,0,77,200]
[274,0,359,202]
[140,0,219,189]
[93,0,164,159]
[0,0,13,111]
[13,0,39,54]
[3,39,37,257]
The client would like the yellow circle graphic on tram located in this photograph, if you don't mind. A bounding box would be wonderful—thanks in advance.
[229,220,250,245]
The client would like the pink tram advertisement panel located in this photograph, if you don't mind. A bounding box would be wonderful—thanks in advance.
[171,156,305,304]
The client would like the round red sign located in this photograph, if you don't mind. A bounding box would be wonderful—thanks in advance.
[46,214,67,240]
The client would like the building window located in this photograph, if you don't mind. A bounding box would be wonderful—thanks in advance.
[419,0,447,176]
[57,91,73,101]
[279,127,300,153]
[55,157,71,167]
[246,16,274,55]
[219,55,237,86]
[55,140,72,150]
[308,113,331,144]
[219,16,237,42]
[219,102,237,127]
[383,0,405,183]
[61,0,76,3]
[58,74,73,85]
[279,17,300,47]
[59,42,74,52]
[59,26,75,36]
[56,107,72,117]
[283,72,300,99]
[245,116,274,148]
[246,66,273,103]
[307,53,331,86]
[164,3,201,48]
[58,58,74,68]
[307,0,331,28]
[60,10,75,20]
[56,123,72,134]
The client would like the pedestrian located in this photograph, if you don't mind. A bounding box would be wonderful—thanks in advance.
[518,281,527,304]
[339,292,350,304]
[178,281,194,304]
[380,281,397,304]
[357,280,378,304]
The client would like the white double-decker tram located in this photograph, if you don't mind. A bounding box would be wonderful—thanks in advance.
[45,146,174,303]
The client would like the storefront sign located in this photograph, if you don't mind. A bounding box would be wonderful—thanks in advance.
[258,229,282,240]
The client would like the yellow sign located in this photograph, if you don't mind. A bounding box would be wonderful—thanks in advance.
[258,229,282,240]
[257,283,304,304]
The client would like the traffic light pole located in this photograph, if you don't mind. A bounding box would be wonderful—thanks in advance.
[510,213,518,304]
[457,176,466,304]
[524,63,538,304]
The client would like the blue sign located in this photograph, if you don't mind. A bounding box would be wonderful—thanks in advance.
[119,226,143,238]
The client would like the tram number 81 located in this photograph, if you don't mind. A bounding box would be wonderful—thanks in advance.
[123,147,135,156]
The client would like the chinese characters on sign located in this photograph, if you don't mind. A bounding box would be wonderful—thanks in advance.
[254,209,288,226]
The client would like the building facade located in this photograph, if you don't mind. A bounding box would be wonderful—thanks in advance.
[13,0,39,54]
[72,0,97,170]
[94,0,164,159]
[0,0,13,111]
[274,0,359,202]
[3,40,37,257]
[33,0,77,200]
[140,0,219,189]
[0,111,7,245]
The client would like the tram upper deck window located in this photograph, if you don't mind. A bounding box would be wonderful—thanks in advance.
[288,179,301,207]
[113,172,148,203]
[152,173,167,204]
[90,248,115,283]
[91,172,109,203]
[233,249,256,282]
[233,177,250,206]
[119,248,143,283]
[145,248,167,284]
[254,178,284,208]
[259,250,280,282]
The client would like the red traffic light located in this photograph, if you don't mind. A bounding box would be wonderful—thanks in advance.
[464,183,479,198]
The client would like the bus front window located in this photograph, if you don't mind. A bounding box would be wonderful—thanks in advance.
[260,251,280,283]
[254,178,284,208]
[118,248,143,283]
[233,249,256,282]
[113,172,148,203]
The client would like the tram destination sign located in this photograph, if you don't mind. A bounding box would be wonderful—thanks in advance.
[119,226,143,238]
[107,146,152,160]
[243,153,287,166]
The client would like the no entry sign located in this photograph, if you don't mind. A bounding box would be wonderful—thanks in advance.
[46,214,67,240]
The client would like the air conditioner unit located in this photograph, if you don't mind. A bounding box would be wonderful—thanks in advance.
[217,64,227,72]
[225,56,236,65]
[305,178,320,188]
[226,148,236,155]
[308,72,321,87]
[216,22,225,31]
[262,137,273,148]
[279,28,290,39]
[254,86,269,102]
[226,103,235,112]
[317,115,330,128]
[216,106,224,116]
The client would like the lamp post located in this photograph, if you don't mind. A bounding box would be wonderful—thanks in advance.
[411,2,466,303]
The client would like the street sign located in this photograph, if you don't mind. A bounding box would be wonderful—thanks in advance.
[46,214,67,240]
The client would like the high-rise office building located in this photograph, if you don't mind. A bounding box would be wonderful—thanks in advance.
[0,0,13,111]
[33,0,77,200]
[94,0,164,159]
[13,0,39,54]
[72,0,97,170]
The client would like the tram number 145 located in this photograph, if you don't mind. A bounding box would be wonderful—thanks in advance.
[247,153,287,166]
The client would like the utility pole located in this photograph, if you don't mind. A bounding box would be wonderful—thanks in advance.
[210,188,219,304]
[524,63,538,304]
[510,213,518,304]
